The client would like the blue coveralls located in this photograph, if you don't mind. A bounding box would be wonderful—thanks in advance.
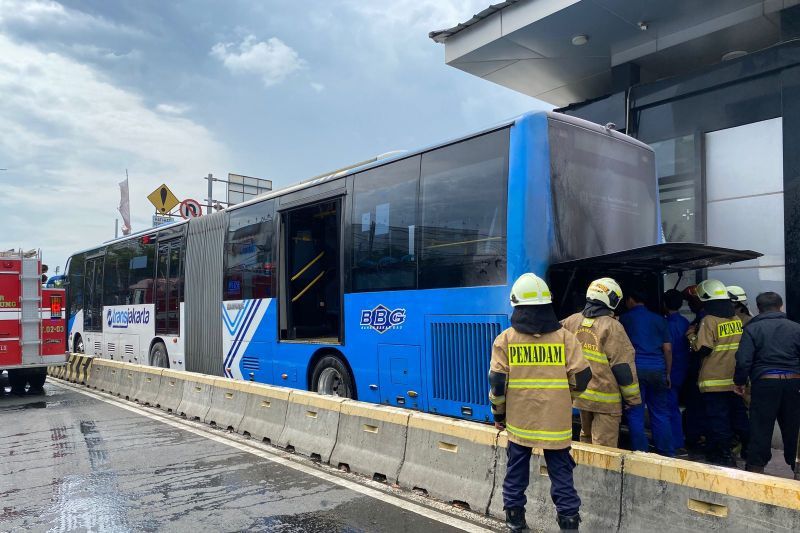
[620,305,675,457]
[666,312,690,450]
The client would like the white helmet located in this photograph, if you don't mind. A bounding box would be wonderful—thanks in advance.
[696,279,729,301]
[586,277,623,309]
[510,273,552,306]
[727,285,747,303]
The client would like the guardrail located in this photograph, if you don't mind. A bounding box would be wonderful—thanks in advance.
[53,354,800,529]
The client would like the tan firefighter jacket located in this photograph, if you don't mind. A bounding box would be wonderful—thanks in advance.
[561,313,641,414]
[693,314,743,392]
[735,309,752,327]
[489,326,588,449]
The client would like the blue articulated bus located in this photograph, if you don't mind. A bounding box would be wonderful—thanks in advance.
[64,111,759,422]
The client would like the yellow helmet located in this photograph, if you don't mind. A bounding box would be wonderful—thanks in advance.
[510,273,552,306]
[696,279,729,301]
[727,285,747,303]
[586,277,623,309]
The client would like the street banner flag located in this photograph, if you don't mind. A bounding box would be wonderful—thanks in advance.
[118,176,131,235]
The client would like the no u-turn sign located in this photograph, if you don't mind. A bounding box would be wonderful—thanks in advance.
[180,198,203,219]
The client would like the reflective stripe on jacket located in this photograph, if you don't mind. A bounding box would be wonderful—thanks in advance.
[561,313,641,414]
[696,315,743,392]
[489,326,587,449]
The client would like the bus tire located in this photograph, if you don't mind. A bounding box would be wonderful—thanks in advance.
[310,355,354,399]
[27,368,46,393]
[74,334,84,354]
[150,341,169,369]
[7,370,27,396]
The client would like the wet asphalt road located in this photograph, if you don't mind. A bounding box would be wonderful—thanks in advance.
[0,383,487,533]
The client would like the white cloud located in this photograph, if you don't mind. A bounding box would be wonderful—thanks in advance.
[156,103,191,115]
[310,82,325,93]
[210,35,305,87]
[0,0,144,38]
[0,33,229,269]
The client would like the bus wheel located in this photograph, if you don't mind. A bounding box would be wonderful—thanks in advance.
[74,334,84,354]
[311,356,354,399]
[150,342,169,369]
[7,370,27,396]
[27,368,47,393]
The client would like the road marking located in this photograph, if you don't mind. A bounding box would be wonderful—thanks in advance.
[52,382,494,533]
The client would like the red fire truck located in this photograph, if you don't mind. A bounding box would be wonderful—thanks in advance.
[0,250,68,394]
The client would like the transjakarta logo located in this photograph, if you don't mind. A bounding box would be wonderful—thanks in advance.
[360,305,406,334]
[107,308,150,329]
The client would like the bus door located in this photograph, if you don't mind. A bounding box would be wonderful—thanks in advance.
[154,237,184,335]
[83,251,104,356]
[280,198,342,342]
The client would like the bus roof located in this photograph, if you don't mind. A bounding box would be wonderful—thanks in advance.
[73,110,651,257]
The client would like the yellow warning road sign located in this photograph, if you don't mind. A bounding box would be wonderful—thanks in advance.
[147,184,180,214]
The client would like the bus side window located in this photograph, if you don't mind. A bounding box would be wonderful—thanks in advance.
[351,156,420,292]
[419,129,509,289]
[223,200,275,301]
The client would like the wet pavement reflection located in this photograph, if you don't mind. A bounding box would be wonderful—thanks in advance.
[0,384,473,532]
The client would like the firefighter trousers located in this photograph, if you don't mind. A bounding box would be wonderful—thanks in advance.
[503,441,581,516]
[579,410,621,448]
[703,391,749,460]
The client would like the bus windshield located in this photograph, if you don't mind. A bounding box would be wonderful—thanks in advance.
[548,118,657,262]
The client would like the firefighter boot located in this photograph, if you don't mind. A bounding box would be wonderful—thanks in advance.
[557,513,581,531]
[505,507,528,532]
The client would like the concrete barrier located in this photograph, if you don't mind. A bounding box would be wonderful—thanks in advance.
[105,361,127,396]
[398,412,499,513]
[155,369,188,413]
[330,401,409,483]
[276,391,346,462]
[620,452,800,531]
[86,358,107,390]
[176,373,215,420]
[64,358,800,527]
[76,355,93,385]
[132,366,163,406]
[64,354,78,382]
[116,364,142,400]
[238,383,291,444]
[488,437,625,529]
[203,378,249,430]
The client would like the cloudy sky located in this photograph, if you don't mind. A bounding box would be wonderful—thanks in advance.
[0,0,545,270]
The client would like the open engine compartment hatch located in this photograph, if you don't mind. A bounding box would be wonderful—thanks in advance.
[547,243,762,318]
[549,243,762,275]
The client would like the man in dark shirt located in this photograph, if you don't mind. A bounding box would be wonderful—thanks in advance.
[734,292,800,473]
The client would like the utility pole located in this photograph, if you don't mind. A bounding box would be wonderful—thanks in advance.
[205,173,213,212]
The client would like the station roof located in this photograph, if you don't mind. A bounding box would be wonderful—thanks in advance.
[430,0,794,106]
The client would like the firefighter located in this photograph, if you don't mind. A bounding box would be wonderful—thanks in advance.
[562,278,641,448]
[489,273,592,532]
[728,285,752,326]
[691,279,749,466]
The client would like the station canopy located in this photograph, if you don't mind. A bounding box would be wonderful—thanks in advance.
[430,0,792,106]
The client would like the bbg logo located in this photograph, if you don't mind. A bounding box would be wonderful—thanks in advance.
[360,304,406,334]
[107,307,151,329]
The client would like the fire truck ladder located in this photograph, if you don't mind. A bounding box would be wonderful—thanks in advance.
[19,251,42,360]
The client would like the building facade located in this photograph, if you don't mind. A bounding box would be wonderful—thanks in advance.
[431,0,800,318]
